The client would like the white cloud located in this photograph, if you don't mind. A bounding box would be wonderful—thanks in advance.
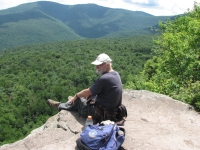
[0,0,199,16]
[157,0,195,15]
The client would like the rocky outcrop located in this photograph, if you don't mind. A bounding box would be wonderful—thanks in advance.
[1,90,200,150]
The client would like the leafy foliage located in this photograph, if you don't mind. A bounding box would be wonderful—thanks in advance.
[0,35,154,145]
[132,2,200,111]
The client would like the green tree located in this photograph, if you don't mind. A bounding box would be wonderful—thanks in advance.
[141,2,200,110]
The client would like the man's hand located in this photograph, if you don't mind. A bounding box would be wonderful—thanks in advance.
[69,88,92,104]
[69,94,78,104]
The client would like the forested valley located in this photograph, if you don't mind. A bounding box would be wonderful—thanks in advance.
[0,35,155,145]
[0,2,200,146]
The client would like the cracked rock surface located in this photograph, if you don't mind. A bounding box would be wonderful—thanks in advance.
[1,90,200,150]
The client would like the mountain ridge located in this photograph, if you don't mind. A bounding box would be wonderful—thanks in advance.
[0,1,172,50]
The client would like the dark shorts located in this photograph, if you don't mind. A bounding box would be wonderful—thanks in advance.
[58,98,95,118]
[58,98,118,124]
[94,102,118,124]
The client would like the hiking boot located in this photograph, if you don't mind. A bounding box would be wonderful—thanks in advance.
[47,99,61,109]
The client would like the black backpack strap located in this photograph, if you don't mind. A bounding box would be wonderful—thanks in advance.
[87,99,95,119]
[120,104,127,117]
[86,95,96,117]
[76,138,91,150]
[98,124,116,149]
[118,127,126,137]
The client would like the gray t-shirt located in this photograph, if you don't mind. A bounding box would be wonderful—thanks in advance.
[89,71,122,108]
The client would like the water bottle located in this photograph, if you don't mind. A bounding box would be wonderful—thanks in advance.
[85,116,97,138]
[85,115,93,127]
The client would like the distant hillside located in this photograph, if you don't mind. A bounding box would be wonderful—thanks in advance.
[0,1,172,50]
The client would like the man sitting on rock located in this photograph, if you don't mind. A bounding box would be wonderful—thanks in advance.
[47,53,123,124]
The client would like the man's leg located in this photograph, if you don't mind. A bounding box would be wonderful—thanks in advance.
[47,97,94,119]
[58,97,80,111]
[76,97,90,118]
[59,97,95,118]
[47,96,75,110]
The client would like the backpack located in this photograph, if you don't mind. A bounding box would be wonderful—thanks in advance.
[76,123,125,150]
[116,104,128,121]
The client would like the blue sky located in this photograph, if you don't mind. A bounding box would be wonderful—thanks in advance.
[0,0,199,16]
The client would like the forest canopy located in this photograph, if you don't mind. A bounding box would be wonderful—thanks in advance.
[0,35,154,145]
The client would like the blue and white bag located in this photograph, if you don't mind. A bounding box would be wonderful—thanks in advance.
[76,123,125,150]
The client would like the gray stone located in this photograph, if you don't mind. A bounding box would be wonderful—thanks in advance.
[1,90,200,150]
